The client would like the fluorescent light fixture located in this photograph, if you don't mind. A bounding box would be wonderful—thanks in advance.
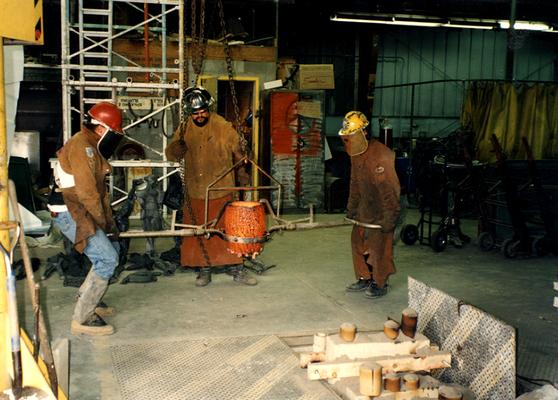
[331,12,557,33]
[441,22,493,30]
[498,20,551,31]
[331,16,441,27]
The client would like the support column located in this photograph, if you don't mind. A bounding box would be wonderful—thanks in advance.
[0,38,13,391]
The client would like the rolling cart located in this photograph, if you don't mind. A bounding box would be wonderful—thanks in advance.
[400,133,479,252]
[477,135,549,258]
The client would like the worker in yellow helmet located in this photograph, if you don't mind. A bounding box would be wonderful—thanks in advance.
[340,111,401,298]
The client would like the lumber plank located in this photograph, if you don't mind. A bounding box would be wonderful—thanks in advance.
[112,39,276,67]
[307,350,451,380]
[325,332,430,362]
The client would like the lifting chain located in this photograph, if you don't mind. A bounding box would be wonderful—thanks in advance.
[179,1,212,268]
[181,2,189,122]
[191,0,207,81]
[178,119,213,268]
[217,0,248,157]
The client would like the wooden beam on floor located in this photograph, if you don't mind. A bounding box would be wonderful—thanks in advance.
[307,350,451,380]
[325,332,431,362]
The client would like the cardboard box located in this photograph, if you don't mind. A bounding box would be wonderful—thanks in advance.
[297,64,335,90]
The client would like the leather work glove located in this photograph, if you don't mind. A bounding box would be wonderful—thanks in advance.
[165,139,188,162]
[106,224,120,241]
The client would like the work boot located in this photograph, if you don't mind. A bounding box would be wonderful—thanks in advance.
[364,283,388,299]
[346,278,371,292]
[75,290,115,317]
[232,267,258,286]
[71,313,114,336]
[73,270,110,326]
[95,301,116,318]
[195,268,212,287]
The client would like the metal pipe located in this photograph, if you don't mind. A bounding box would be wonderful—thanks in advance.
[108,0,115,103]
[410,84,415,141]
[268,220,352,233]
[506,0,517,80]
[178,0,184,92]
[61,0,71,142]
[65,79,181,88]
[62,64,181,74]
[144,2,150,82]
[118,228,223,238]
[118,220,353,239]
[344,217,382,229]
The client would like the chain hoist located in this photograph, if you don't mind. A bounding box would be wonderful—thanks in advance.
[217,0,248,157]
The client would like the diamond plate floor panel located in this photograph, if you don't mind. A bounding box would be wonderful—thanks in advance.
[111,335,338,400]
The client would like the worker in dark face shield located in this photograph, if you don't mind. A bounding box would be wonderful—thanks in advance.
[49,101,124,335]
[165,86,256,287]
[340,111,401,299]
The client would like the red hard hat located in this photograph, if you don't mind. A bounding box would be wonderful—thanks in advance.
[88,101,124,133]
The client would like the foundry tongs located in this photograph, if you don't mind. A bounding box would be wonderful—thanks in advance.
[344,217,382,230]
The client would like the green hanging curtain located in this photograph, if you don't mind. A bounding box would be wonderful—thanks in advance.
[462,81,558,162]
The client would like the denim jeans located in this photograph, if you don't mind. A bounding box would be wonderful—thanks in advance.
[53,211,119,280]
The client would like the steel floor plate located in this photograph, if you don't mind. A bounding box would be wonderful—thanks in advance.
[111,335,339,400]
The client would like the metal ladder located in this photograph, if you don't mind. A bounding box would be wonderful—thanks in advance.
[61,0,184,142]
[61,0,185,209]
[78,0,115,111]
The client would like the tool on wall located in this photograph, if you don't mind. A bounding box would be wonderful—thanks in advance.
[127,98,157,128]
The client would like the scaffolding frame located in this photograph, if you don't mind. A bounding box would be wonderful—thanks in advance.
[60,0,184,205]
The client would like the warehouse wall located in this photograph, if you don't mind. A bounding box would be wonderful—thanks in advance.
[372,28,558,141]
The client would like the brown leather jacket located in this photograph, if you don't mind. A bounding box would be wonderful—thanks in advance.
[165,113,247,200]
[57,128,114,252]
[347,139,401,233]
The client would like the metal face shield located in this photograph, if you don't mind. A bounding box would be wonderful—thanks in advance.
[340,128,369,156]
[97,129,124,159]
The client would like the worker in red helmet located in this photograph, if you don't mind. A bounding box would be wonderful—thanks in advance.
[49,101,125,335]
[340,111,401,299]
[165,86,256,287]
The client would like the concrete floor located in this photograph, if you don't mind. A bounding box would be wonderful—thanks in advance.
[15,209,558,399]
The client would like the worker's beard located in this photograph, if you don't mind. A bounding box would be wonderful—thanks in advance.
[192,115,209,127]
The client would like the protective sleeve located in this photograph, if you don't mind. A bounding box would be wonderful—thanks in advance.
[346,160,361,218]
[165,122,188,161]
[376,155,401,233]
[67,143,107,230]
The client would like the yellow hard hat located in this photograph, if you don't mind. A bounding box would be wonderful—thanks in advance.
[338,111,369,136]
